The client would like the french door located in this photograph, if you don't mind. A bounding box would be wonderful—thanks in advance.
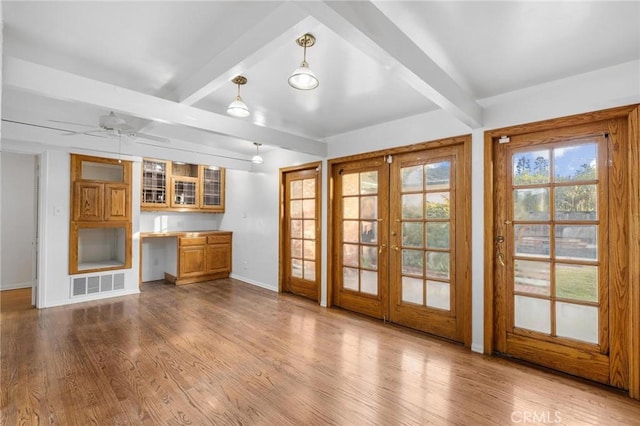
[492,120,629,388]
[331,139,470,344]
[281,165,321,301]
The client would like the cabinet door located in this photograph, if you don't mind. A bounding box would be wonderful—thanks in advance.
[179,246,206,277]
[73,182,104,221]
[141,159,170,208]
[104,183,130,221]
[200,166,225,212]
[171,177,199,208]
[206,244,231,273]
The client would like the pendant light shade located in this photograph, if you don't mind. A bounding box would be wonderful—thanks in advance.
[227,76,250,117]
[251,142,264,164]
[288,34,319,90]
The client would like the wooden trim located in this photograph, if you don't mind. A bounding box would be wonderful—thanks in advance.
[629,106,640,400]
[329,135,470,166]
[484,105,639,139]
[483,132,495,354]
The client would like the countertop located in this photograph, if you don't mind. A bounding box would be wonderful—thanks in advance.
[140,230,231,238]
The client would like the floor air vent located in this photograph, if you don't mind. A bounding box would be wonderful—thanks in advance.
[71,273,125,297]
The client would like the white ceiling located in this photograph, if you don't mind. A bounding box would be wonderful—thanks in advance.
[2,1,639,162]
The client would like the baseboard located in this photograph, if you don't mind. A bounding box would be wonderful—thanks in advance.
[229,274,277,292]
[471,343,484,354]
[0,281,34,291]
[43,288,140,308]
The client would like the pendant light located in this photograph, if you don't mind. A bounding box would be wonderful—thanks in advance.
[226,76,250,117]
[288,33,319,90]
[251,143,264,164]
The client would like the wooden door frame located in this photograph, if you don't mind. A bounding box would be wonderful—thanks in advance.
[328,135,472,348]
[278,161,322,302]
[483,104,640,399]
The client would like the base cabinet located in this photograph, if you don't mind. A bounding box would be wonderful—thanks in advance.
[165,232,232,285]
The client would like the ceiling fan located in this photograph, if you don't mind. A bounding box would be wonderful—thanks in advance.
[52,111,169,143]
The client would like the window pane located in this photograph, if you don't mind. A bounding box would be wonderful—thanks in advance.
[290,180,303,198]
[343,221,359,243]
[426,162,450,190]
[556,302,598,344]
[426,252,450,280]
[554,185,597,221]
[360,196,377,220]
[514,188,549,221]
[290,200,302,218]
[302,178,315,198]
[302,199,315,219]
[554,143,597,183]
[425,192,450,219]
[402,249,423,276]
[360,171,378,194]
[343,197,359,219]
[342,174,358,196]
[402,165,423,192]
[402,194,423,219]
[402,276,423,305]
[291,259,303,278]
[303,261,316,281]
[360,221,378,243]
[514,224,550,258]
[426,281,450,311]
[360,270,378,295]
[291,220,302,238]
[402,222,424,248]
[303,220,315,239]
[303,240,315,259]
[512,150,550,185]
[361,246,378,270]
[514,295,551,334]
[343,244,358,267]
[343,267,358,291]
[555,264,598,302]
[291,239,302,258]
[426,223,450,249]
[555,225,597,260]
[514,260,550,296]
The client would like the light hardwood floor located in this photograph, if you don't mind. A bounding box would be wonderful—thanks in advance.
[0,288,32,312]
[1,279,638,425]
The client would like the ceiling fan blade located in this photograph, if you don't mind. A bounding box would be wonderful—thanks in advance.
[61,129,109,139]
[135,132,170,144]
[48,119,94,128]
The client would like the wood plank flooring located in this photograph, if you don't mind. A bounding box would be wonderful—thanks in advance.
[0,288,32,312]
[1,278,638,425]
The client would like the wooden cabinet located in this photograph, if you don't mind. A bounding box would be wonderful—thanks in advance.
[141,159,225,212]
[69,154,132,274]
[160,232,232,285]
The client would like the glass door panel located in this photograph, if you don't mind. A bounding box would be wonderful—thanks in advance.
[283,167,320,301]
[509,142,601,345]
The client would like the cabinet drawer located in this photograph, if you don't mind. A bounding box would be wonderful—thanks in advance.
[207,234,231,244]
[179,236,207,246]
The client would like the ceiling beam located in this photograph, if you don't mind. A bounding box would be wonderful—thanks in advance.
[4,56,327,157]
[173,3,311,106]
[301,1,483,128]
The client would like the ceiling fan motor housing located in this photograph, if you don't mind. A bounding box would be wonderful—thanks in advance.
[100,112,127,130]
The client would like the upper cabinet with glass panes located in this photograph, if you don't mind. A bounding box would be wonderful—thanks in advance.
[141,158,225,213]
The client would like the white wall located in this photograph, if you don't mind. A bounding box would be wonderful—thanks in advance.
[0,152,36,290]
[221,151,323,291]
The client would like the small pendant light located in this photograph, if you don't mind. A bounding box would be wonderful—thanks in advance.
[227,76,250,117]
[251,142,264,164]
[288,33,319,90]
